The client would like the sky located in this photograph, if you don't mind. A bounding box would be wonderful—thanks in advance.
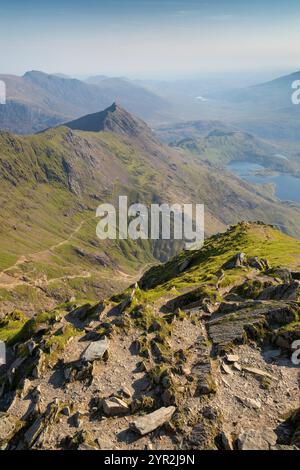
[0,0,299,78]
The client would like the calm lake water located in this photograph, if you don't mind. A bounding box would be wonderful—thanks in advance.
[227,161,300,204]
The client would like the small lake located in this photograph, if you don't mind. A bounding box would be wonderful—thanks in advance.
[227,161,300,204]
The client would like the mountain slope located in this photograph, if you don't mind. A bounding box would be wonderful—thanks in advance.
[0,222,299,450]
[1,104,300,316]
[225,71,300,109]
[218,71,300,141]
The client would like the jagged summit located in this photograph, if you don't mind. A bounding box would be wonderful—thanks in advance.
[64,102,151,138]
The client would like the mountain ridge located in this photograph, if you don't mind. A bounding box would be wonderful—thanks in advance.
[0,71,170,134]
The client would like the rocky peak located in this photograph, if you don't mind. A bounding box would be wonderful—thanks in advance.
[64,102,153,139]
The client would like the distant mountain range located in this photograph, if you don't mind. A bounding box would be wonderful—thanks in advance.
[0,71,170,134]
[1,69,300,142]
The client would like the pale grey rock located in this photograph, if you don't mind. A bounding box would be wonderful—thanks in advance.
[237,427,277,450]
[103,397,129,416]
[130,406,176,435]
[81,337,108,363]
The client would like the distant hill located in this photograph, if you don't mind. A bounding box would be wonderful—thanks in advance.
[0,71,170,134]
[156,120,300,176]
[224,71,300,108]
[218,71,300,141]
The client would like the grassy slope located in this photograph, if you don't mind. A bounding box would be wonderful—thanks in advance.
[138,222,300,302]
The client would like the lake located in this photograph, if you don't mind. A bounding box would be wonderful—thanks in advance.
[227,161,300,203]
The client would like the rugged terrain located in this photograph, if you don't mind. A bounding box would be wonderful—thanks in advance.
[156,121,300,177]
[0,222,299,450]
[0,102,223,316]
[1,103,300,317]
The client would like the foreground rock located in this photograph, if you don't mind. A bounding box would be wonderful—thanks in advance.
[81,338,108,362]
[103,397,129,416]
[237,428,277,450]
[0,413,23,450]
[130,406,176,436]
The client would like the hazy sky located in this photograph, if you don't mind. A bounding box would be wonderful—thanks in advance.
[0,0,299,78]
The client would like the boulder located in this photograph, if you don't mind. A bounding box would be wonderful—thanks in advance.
[258,282,299,301]
[81,337,108,363]
[130,406,176,435]
[223,253,246,270]
[226,354,239,363]
[0,413,23,449]
[248,257,270,270]
[237,428,277,450]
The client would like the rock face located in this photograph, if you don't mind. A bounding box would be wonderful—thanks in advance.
[130,406,176,436]
[208,302,298,352]
[258,282,299,301]
[223,253,270,271]
[81,338,108,363]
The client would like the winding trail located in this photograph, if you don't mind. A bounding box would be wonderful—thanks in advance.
[0,218,155,291]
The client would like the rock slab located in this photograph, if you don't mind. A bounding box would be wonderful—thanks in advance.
[130,406,176,436]
[81,338,108,362]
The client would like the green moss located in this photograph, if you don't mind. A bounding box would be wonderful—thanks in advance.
[0,310,28,343]
[44,324,81,364]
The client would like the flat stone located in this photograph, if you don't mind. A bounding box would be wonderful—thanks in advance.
[130,406,176,436]
[103,397,129,416]
[264,349,281,360]
[236,396,261,410]
[226,354,239,363]
[221,362,233,375]
[81,337,108,362]
[242,366,277,381]
[119,386,132,398]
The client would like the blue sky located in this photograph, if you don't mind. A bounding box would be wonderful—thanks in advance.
[0,0,299,78]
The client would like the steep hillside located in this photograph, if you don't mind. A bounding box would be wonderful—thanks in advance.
[0,222,299,450]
